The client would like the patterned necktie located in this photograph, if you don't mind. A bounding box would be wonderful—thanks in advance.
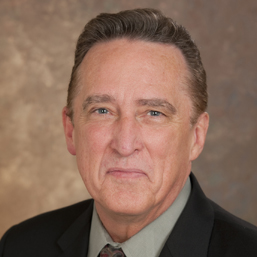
[99,244,126,257]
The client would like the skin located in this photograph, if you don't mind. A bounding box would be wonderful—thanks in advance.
[62,39,209,242]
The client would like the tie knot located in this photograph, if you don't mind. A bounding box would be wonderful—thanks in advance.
[99,244,126,257]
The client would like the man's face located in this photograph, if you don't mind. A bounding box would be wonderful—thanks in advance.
[63,39,208,221]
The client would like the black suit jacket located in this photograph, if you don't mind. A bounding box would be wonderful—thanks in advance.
[1,173,257,257]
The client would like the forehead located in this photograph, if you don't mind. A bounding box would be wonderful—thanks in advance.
[77,38,190,100]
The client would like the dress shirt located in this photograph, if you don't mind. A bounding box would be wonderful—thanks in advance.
[88,177,191,257]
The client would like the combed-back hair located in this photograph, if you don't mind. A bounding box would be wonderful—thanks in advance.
[66,8,207,124]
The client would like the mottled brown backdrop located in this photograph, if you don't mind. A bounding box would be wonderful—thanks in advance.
[1,0,257,237]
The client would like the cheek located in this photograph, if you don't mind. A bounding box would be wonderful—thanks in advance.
[144,125,192,171]
[144,127,177,159]
[74,124,111,184]
[76,124,111,154]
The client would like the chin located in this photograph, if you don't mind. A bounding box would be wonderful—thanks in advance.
[98,188,154,217]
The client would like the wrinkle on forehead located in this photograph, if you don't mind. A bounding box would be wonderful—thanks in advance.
[80,38,189,86]
[74,39,193,118]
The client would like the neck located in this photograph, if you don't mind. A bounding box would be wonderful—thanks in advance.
[95,191,179,243]
[95,204,163,242]
[94,175,190,242]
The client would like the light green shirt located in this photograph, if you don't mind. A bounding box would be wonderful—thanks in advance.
[88,177,191,257]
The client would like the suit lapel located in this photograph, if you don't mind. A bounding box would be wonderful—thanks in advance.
[159,173,214,257]
[55,174,213,257]
[57,200,94,257]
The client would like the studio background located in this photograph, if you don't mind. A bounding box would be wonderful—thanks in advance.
[0,0,256,237]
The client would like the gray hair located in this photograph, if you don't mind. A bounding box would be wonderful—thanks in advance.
[66,8,207,124]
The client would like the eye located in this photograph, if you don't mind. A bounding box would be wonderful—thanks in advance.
[95,108,109,114]
[148,110,162,116]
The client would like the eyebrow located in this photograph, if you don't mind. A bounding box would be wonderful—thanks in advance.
[82,94,116,110]
[137,98,177,115]
[82,94,177,115]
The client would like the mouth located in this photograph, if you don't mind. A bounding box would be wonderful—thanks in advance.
[106,168,147,179]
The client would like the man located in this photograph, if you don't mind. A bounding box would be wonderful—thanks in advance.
[1,8,257,257]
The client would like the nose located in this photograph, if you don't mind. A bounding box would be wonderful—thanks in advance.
[110,115,143,157]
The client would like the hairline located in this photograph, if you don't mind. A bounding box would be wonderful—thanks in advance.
[69,37,199,125]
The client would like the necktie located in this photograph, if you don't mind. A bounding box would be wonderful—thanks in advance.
[99,244,126,257]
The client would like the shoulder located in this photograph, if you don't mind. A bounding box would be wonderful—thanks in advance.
[208,199,257,256]
[0,199,93,256]
[5,199,93,237]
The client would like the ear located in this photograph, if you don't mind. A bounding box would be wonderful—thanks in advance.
[62,107,76,155]
[189,112,209,161]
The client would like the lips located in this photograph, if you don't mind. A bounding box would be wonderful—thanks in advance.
[106,168,147,179]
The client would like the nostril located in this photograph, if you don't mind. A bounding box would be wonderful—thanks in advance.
[110,118,143,157]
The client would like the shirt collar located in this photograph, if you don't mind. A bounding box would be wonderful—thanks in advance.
[88,177,191,257]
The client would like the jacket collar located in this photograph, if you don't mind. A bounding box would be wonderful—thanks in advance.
[159,173,214,257]
[57,200,93,257]
[56,173,214,257]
